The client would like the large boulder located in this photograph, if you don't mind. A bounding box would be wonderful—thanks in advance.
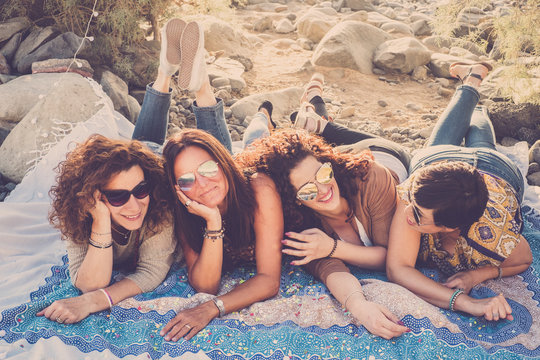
[373,37,431,74]
[0,73,104,182]
[487,102,540,143]
[312,21,392,73]
[17,32,88,74]
[274,18,295,34]
[428,53,465,78]
[117,40,160,88]
[230,87,303,121]
[380,21,413,36]
[296,8,338,43]
[201,16,253,58]
[344,0,375,11]
[100,70,129,119]
[0,54,10,75]
[0,17,31,43]
[12,26,58,69]
[422,35,486,57]
[31,58,94,78]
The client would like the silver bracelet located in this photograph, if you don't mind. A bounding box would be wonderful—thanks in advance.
[344,289,364,309]
[496,266,503,280]
[89,237,113,249]
[212,297,226,317]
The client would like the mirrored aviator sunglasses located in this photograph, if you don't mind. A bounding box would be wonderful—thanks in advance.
[296,162,334,201]
[102,181,151,207]
[177,160,219,192]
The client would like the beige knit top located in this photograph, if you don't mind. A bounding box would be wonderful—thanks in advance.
[66,221,177,293]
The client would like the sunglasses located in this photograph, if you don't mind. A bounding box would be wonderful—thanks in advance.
[407,189,432,226]
[102,181,151,207]
[296,162,334,201]
[177,160,219,191]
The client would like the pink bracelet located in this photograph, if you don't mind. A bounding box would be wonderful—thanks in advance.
[99,288,114,308]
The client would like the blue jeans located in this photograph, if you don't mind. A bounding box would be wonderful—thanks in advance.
[243,112,271,148]
[410,85,524,201]
[133,83,233,153]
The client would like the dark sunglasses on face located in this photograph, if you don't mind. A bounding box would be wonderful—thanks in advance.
[177,160,219,192]
[296,162,334,201]
[407,189,428,226]
[101,181,151,207]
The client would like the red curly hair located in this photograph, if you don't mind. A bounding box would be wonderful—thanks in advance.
[49,134,171,244]
[236,129,373,231]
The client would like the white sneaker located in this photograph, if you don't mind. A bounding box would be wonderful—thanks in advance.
[159,18,186,76]
[178,21,207,92]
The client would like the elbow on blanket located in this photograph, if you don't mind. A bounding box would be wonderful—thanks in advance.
[386,262,403,284]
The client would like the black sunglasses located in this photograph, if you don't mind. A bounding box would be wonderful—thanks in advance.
[102,181,151,207]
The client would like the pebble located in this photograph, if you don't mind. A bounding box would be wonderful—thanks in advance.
[378,100,388,107]
[529,162,540,175]
[340,106,355,118]
[421,114,438,121]
[527,172,540,187]
[372,68,386,75]
[177,98,192,109]
[211,77,231,88]
[225,109,233,119]
[501,136,520,147]
[406,103,421,112]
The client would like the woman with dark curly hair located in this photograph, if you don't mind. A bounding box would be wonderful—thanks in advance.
[36,134,176,324]
[235,129,409,339]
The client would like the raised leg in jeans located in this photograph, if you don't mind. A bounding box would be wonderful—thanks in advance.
[464,106,496,149]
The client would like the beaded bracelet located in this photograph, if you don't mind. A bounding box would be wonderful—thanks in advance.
[449,289,464,311]
[327,238,338,258]
[99,288,114,308]
[89,237,113,249]
[204,227,225,242]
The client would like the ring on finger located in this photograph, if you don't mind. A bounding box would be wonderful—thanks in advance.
[184,324,192,329]
[56,317,64,324]
[185,200,192,207]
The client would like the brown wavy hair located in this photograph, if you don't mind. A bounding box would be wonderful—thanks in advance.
[236,129,373,232]
[163,129,256,253]
[49,134,171,244]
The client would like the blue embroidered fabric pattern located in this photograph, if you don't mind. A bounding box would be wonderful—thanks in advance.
[1,206,539,359]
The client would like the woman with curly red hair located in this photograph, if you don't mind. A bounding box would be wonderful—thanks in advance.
[236,129,410,339]
[36,134,176,324]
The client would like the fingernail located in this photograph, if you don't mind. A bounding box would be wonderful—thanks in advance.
[398,321,405,326]
[285,232,291,236]
[164,336,169,341]
[160,331,164,336]
[281,240,287,244]
[290,261,295,265]
[406,328,411,333]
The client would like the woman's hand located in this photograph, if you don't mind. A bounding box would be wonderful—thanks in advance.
[36,293,96,324]
[461,293,513,321]
[443,270,477,294]
[175,186,221,228]
[349,300,410,339]
[88,190,111,223]
[282,228,335,265]
[160,300,219,341]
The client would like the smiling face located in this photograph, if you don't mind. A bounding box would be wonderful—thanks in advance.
[289,155,341,214]
[173,145,229,209]
[102,165,149,231]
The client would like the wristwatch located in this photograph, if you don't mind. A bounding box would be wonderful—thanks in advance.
[212,297,225,317]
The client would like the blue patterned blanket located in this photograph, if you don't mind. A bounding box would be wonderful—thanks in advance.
[1,206,539,359]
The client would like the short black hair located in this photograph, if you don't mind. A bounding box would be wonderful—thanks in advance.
[412,161,489,233]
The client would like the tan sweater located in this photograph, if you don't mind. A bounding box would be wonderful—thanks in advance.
[66,221,177,293]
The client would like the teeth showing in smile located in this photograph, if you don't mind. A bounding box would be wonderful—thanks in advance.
[319,188,332,202]
[124,214,139,219]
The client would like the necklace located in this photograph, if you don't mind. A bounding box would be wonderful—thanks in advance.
[112,224,131,241]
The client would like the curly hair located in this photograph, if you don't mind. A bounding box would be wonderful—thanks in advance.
[163,129,257,253]
[49,134,171,244]
[235,129,373,232]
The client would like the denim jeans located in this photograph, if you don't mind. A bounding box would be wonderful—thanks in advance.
[410,85,524,201]
[243,112,271,148]
[132,83,232,154]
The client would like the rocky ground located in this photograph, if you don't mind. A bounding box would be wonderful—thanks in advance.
[0,0,539,200]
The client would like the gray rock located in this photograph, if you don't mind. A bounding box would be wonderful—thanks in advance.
[286,13,297,21]
[422,35,486,57]
[374,37,431,74]
[13,26,58,69]
[406,102,421,111]
[411,65,428,80]
[202,16,253,58]
[488,102,540,140]
[411,19,432,36]
[230,87,303,121]
[428,53,464,78]
[130,89,146,104]
[274,18,295,33]
[380,21,413,35]
[517,127,540,145]
[211,77,231,88]
[126,95,141,124]
[366,11,393,27]
[457,6,488,26]
[0,54,10,75]
[31,58,94,77]
[501,136,520,147]
[178,98,192,109]
[342,11,368,22]
[528,162,540,175]
[296,8,338,43]
[215,88,232,102]
[344,0,375,11]
[17,32,88,74]
[530,140,540,164]
[253,16,273,32]
[421,114,438,120]
[312,21,391,73]
[0,32,22,63]
[207,57,246,91]
[0,73,103,182]
[0,17,31,43]
[100,70,129,118]
[297,38,314,51]
[526,172,540,187]
[378,100,388,107]
[418,126,434,139]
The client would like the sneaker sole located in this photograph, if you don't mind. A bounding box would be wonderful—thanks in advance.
[178,22,205,91]
[160,18,186,75]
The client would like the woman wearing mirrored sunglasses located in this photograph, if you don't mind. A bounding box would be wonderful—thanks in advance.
[236,129,410,339]
[37,135,176,324]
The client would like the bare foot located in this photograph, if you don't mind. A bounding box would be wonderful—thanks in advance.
[449,63,490,89]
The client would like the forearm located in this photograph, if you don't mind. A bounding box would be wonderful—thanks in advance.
[215,273,280,314]
[75,247,114,292]
[85,278,142,314]
[388,264,456,308]
[188,239,224,294]
[325,271,365,306]
[333,242,386,270]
